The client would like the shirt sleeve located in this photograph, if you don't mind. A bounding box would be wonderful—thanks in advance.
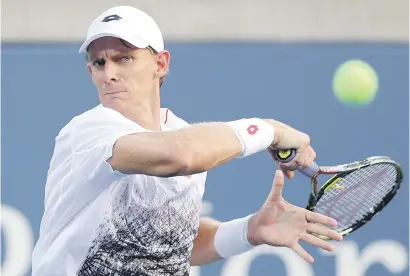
[69,107,150,186]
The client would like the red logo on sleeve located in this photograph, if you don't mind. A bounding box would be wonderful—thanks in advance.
[247,125,259,135]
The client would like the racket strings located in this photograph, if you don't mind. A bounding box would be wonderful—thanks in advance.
[315,163,398,230]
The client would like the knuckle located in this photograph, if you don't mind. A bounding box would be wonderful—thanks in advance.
[284,239,294,248]
[294,211,306,220]
[294,159,302,167]
[326,229,334,236]
[281,162,295,170]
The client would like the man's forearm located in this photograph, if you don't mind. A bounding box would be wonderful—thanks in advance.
[190,217,223,266]
[110,122,242,176]
[109,119,275,177]
[190,215,256,266]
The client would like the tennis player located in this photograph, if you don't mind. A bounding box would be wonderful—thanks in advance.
[31,6,342,276]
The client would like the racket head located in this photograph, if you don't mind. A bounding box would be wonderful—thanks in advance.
[307,156,403,239]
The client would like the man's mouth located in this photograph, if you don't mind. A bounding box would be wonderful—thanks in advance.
[105,90,125,95]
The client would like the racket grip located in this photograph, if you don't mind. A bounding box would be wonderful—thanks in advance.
[275,149,319,177]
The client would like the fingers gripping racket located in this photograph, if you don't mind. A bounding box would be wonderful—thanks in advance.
[275,149,403,240]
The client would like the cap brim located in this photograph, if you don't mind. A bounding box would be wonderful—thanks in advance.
[78,28,150,53]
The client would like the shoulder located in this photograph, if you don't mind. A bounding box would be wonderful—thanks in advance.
[73,104,134,127]
[59,105,140,136]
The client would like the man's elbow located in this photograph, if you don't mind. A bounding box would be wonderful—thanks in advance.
[168,144,204,177]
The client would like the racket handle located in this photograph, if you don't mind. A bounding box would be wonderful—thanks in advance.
[275,149,319,177]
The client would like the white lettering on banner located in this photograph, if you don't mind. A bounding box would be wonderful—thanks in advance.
[200,200,214,217]
[220,245,314,276]
[190,240,409,276]
[1,204,34,276]
[1,202,408,276]
[320,240,409,276]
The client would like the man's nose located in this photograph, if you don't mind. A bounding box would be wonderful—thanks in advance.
[102,62,120,84]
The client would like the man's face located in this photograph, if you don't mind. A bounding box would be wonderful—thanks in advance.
[87,37,168,107]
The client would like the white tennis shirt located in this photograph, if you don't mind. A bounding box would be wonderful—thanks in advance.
[32,105,207,276]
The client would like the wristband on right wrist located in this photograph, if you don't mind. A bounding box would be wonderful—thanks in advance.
[227,118,275,158]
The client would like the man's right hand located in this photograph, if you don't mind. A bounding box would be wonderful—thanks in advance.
[264,119,316,177]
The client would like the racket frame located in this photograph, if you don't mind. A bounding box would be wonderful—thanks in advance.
[305,156,403,239]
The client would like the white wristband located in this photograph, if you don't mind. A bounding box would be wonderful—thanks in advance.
[214,215,255,258]
[227,118,274,158]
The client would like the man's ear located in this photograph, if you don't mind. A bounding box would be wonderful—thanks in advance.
[156,50,171,78]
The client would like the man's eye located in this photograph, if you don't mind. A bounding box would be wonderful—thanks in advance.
[93,59,105,66]
[120,56,132,62]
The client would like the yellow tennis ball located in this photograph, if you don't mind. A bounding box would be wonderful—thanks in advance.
[332,60,379,107]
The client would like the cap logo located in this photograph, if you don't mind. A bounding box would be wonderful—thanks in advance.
[101,14,122,22]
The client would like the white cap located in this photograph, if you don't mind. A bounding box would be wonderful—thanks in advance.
[78,6,164,53]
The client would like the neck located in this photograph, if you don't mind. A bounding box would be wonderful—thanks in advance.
[126,102,161,131]
[104,91,162,132]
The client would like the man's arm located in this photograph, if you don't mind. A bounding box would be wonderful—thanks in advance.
[190,217,223,266]
[109,122,244,176]
[109,119,281,177]
[108,118,314,177]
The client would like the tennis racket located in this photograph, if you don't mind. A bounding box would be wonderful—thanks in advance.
[275,149,403,240]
